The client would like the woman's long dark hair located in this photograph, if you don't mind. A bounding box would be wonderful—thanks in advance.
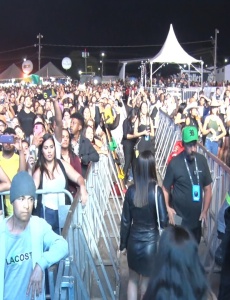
[143,226,209,300]
[61,128,76,156]
[127,108,137,124]
[138,101,149,120]
[35,133,58,179]
[177,102,186,115]
[134,151,157,207]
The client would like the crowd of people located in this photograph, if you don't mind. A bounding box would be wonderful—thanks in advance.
[0,79,229,299]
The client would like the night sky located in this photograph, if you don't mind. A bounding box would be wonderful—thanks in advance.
[0,0,230,77]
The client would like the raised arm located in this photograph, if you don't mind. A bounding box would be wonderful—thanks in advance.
[61,159,88,205]
[52,97,63,143]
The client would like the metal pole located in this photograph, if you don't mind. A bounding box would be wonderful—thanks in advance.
[37,33,43,72]
[201,61,204,88]
[214,29,219,83]
[85,48,87,73]
[101,52,105,78]
[102,58,104,77]
[122,62,127,82]
[150,62,153,92]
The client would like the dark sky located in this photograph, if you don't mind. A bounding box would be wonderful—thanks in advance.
[0,0,229,76]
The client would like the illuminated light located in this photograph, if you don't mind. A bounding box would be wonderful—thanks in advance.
[22,60,33,74]
[62,57,72,70]
[101,52,105,57]
[130,80,135,85]
[78,70,82,75]
[94,79,98,85]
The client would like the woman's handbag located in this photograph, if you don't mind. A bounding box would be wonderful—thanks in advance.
[155,184,163,236]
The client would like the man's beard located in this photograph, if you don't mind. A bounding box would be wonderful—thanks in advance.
[185,151,195,162]
[3,148,14,155]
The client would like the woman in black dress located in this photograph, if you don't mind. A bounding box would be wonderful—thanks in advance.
[121,109,138,184]
[120,151,168,300]
[134,101,155,155]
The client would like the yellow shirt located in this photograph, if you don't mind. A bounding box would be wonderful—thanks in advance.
[0,152,19,215]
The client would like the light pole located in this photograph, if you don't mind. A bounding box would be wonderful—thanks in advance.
[213,29,219,82]
[101,52,105,77]
[37,33,43,72]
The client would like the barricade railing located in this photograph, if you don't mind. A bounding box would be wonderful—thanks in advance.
[149,86,201,102]
[182,87,201,101]
[156,110,230,272]
[54,154,121,299]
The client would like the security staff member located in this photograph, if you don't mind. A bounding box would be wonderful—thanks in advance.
[162,126,212,243]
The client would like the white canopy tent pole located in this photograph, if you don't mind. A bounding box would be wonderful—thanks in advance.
[191,62,204,87]
[201,61,203,88]
[188,64,190,88]
[151,63,165,76]
[122,62,127,82]
[191,63,202,74]
[150,62,153,92]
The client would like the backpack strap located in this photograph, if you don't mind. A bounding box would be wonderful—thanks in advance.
[57,159,70,205]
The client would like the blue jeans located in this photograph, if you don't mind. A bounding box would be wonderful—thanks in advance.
[41,206,59,234]
[205,138,218,156]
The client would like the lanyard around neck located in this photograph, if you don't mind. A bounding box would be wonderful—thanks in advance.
[184,154,199,186]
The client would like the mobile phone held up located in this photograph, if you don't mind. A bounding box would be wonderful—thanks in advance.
[0,135,14,144]
[34,124,43,135]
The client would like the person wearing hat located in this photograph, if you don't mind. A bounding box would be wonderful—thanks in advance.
[202,98,226,156]
[162,126,212,244]
[0,171,68,300]
[185,101,203,134]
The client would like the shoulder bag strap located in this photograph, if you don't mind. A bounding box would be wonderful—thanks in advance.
[57,159,70,205]
[155,184,162,234]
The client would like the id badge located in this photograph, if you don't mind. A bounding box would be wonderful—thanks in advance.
[192,185,200,202]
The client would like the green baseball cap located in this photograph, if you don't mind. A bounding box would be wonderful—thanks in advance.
[182,126,198,143]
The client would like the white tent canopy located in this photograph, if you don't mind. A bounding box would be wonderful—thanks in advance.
[119,24,203,86]
[149,24,201,64]
[149,24,203,88]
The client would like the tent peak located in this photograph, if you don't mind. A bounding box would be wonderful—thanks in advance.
[149,24,201,64]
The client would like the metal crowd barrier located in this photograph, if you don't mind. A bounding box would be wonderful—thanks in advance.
[149,86,201,102]
[55,154,122,299]
[182,87,201,101]
[155,110,230,272]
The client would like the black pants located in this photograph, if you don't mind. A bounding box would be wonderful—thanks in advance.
[190,224,202,244]
[123,141,135,181]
